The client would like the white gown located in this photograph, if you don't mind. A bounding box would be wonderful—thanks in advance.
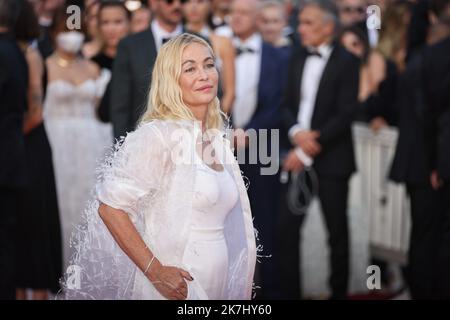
[57,120,256,300]
[182,154,239,299]
[43,70,113,269]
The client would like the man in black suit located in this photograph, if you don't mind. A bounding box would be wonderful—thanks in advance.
[389,44,442,300]
[110,0,183,138]
[423,1,450,298]
[229,0,292,299]
[389,3,450,298]
[277,0,359,299]
[0,0,28,300]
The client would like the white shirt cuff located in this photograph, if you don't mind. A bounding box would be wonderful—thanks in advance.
[294,147,313,167]
[288,124,303,145]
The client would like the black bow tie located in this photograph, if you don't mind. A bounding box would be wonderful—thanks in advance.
[306,49,322,58]
[162,37,172,44]
[236,46,256,56]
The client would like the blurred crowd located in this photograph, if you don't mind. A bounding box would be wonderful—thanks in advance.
[0,0,449,300]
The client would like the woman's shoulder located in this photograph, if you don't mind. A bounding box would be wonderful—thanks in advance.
[137,118,212,151]
[130,119,194,145]
[25,45,43,63]
[25,46,44,73]
[127,120,167,143]
[211,34,233,55]
[78,58,101,78]
[211,33,232,44]
[138,118,196,132]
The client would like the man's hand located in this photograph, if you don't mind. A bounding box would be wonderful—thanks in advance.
[293,130,321,157]
[282,149,304,174]
[430,170,443,190]
[369,117,388,133]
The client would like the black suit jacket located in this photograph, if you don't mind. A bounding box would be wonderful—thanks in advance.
[0,33,28,188]
[423,36,450,180]
[281,43,360,178]
[389,50,430,185]
[110,28,158,138]
[37,24,54,60]
[243,42,291,132]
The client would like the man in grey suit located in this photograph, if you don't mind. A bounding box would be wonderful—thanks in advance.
[110,0,183,138]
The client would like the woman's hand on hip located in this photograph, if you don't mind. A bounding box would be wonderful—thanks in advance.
[148,265,194,300]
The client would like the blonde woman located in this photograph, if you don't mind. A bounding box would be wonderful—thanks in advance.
[366,1,411,94]
[59,33,256,300]
[365,1,411,131]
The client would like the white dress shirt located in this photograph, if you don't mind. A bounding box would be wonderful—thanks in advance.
[215,25,233,38]
[368,28,379,48]
[289,43,334,165]
[151,19,183,52]
[231,33,263,129]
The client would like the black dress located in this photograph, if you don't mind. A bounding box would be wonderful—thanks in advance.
[0,32,28,300]
[91,52,113,123]
[360,59,399,125]
[91,52,113,71]
[15,66,63,294]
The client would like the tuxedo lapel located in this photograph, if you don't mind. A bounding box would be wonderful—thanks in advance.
[316,46,339,98]
[133,28,158,88]
[141,28,157,67]
[257,43,279,114]
[257,43,272,105]
[291,48,308,116]
[311,45,339,126]
[257,44,268,99]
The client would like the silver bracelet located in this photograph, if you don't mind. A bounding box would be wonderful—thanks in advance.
[144,255,156,275]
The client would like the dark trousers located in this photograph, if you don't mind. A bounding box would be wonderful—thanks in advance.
[0,188,19,300]
[239,161,280,299]
[406,184,443,299]
[437,182,450,299]
[276,174,350,299]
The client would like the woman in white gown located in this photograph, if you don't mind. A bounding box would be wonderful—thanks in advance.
[58,33,256,300]
[43,8,113,270]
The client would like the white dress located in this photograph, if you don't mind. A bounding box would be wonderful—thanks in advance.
[43,70,113,269]
[57,120,256,300]
[182,154,239,299]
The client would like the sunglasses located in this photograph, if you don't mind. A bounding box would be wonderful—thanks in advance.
[342,6,365,14]
[162,0,182,4]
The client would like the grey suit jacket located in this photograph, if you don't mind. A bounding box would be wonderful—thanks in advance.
[110,28,157,138]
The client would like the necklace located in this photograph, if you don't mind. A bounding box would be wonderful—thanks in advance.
[55,55,77,68]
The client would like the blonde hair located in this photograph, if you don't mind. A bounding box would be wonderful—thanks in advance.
[139,33,225,131]
[376,2,410,61]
